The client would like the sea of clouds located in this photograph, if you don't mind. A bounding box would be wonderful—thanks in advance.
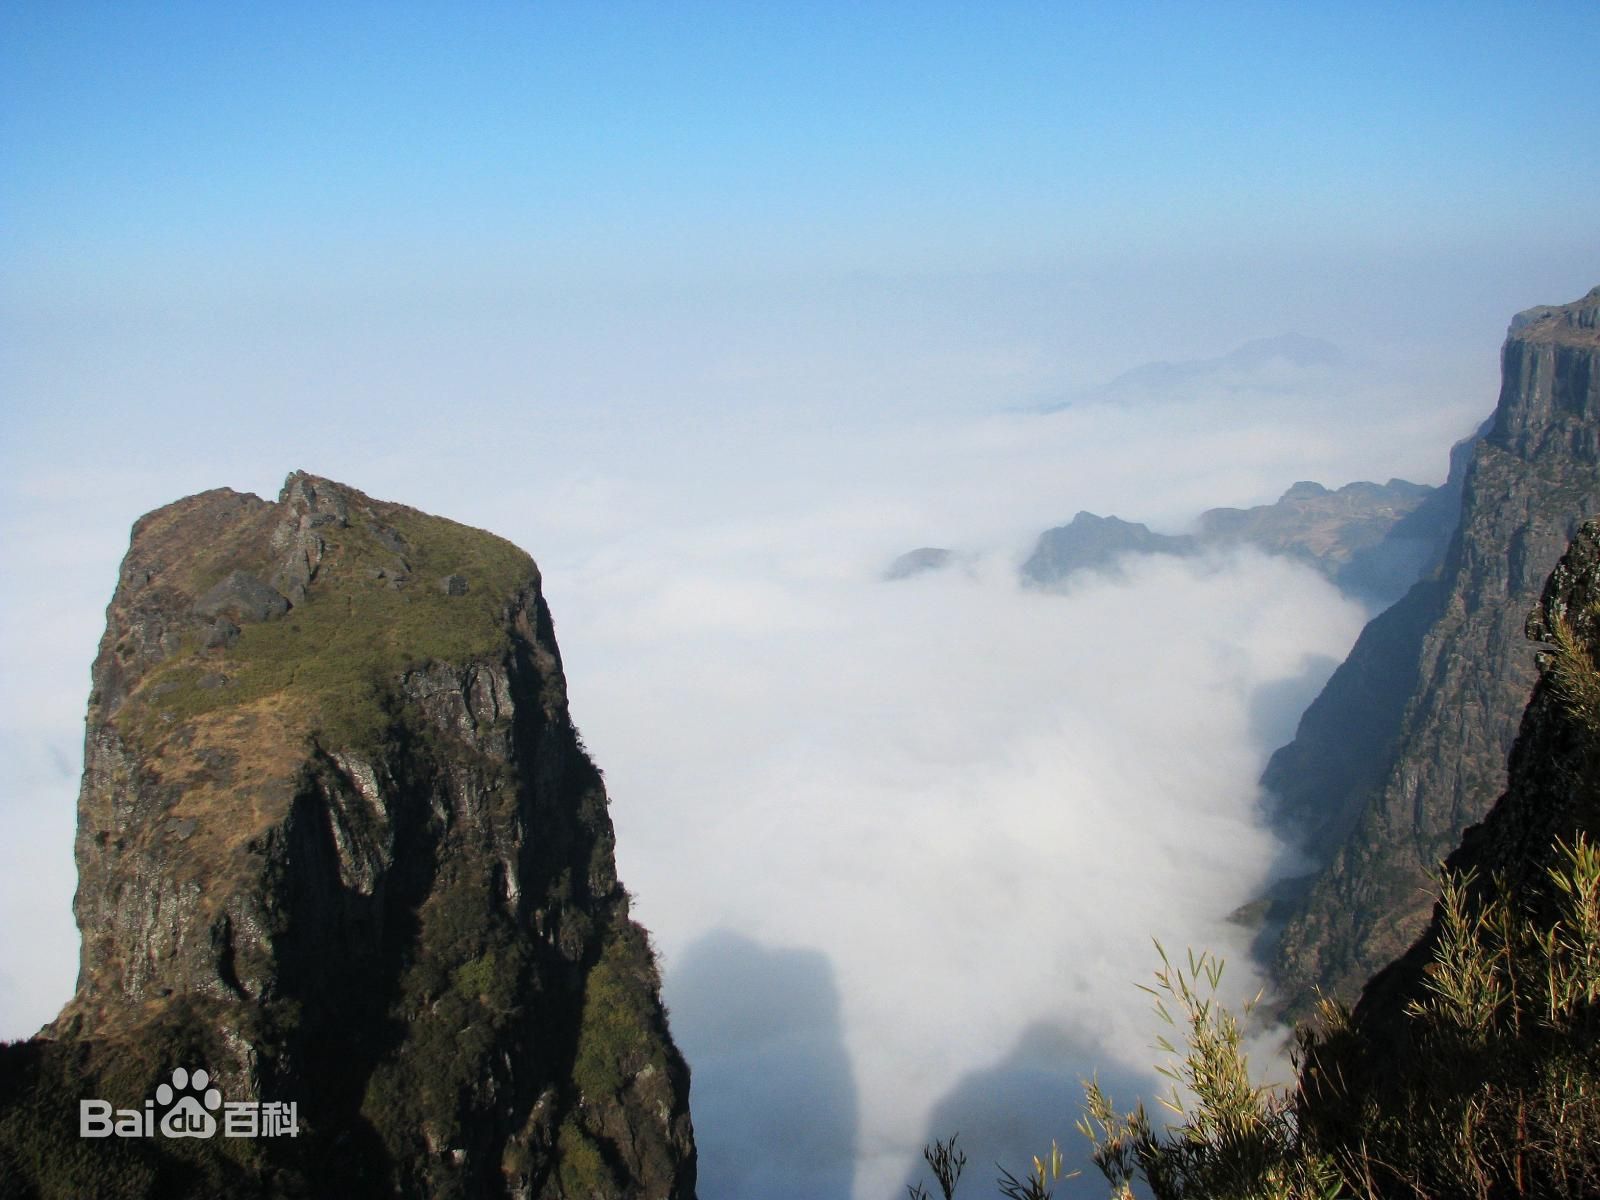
[523,358,1479,1198]
[0,316,1489,1198]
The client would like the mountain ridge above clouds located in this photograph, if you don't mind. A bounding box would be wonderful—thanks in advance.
[893,327,1458,605]
[1035,332,1349,413]
[894,466,1464,612]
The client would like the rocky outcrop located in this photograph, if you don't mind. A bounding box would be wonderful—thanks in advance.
[1265,286,1600,1015]
[0,473,696,1199]
[883,547,953,581]
[1021,512,1199,585]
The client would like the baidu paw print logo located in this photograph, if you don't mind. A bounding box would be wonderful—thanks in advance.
[79,1061,298,1140]
[157,1066,221,1139]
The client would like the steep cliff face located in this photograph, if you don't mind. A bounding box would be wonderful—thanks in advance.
[1267,286,1600,1013]
[1350,517,1600,1031]
[1257,427,1486,861]
[1,473,695,1199]
[1293,520,1600,1197]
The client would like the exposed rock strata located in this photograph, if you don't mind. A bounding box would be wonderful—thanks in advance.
[1266,286,1600,1015]
[1291,519,1600,1197]
[1350,517,1600,1031]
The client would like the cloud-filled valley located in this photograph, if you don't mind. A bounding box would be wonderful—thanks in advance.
[570,534,1368,1197]
[521,362,1461,1197]
[0,319,1504,1198]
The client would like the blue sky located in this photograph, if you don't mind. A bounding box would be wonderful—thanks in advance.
[6,1,1596,481]
[3,6,1598,1198]
[7,3,1597,295]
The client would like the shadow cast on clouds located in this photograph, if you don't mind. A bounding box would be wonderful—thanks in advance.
[908,1020,1155,1200]
[665,929,858,1200]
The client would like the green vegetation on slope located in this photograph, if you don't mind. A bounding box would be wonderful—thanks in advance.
[0,999,271,1199]
[916,558,1599,1196]
[910,832,1600,1200]
[572,928,674,1104]
[359,870,530,1174]
[120,503,538,754]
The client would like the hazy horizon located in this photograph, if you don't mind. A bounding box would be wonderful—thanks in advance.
[4,4,1598,1197]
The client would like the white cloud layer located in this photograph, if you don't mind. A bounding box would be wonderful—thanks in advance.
[570,540,1364,1198]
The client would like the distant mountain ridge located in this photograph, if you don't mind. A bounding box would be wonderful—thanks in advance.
[1200,478,1456,606]
[883,547,954,581]
[1016,472,1458,607]
[1099,332,1346,398]
[1031,332,1348,413]
[1019,512,1199,584]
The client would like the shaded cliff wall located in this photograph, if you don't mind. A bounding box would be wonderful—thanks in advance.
[1292,519,1600,1199]
[1351,516,1600,1030]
